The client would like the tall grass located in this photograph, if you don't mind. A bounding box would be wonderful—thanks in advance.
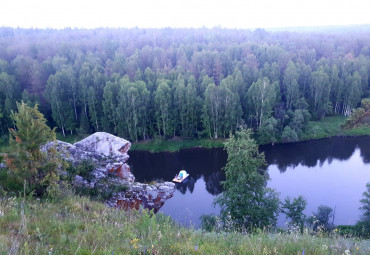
[0,192,369,254]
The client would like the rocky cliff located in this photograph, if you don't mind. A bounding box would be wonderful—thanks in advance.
[43,132,175,212]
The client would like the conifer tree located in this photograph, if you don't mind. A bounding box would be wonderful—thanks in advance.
[5,102,61,195]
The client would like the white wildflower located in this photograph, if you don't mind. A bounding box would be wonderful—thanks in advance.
[343,249,351,255]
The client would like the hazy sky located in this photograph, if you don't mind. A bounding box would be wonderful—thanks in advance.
[1,0,370,29]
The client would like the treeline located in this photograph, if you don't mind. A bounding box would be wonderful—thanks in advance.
[0,27,369,142]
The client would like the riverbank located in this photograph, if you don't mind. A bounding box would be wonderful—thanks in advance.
[0,193,368,254]
[300,116,370,141]
[130,116,370,152]
[2,116,365,154]
[130,138,226,153]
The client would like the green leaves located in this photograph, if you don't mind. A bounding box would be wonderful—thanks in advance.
[281,196,307,232]
[154,80,172,137]
[247,77,279,128]
[359,182,370,221]
[6,102,60,196]
[202,81,241,139]
[342,98,370,129]
[216,129,279,231]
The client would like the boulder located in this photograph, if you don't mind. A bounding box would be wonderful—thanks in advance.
[43,132,175,212]
[74,132,131,158]
[110,181,176,213]
[42,132,134,184]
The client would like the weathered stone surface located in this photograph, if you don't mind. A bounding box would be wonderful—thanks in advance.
[74,132,131,158]
[42,133,134,183]
[43,132,175,212]
[109,181,175,213]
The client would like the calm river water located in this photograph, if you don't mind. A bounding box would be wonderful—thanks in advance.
[128,136,370,227]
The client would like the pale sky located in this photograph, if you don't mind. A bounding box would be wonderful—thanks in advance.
[1,0,370,29]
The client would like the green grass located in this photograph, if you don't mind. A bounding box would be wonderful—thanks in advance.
[343,124,370,136]
[24,115,367,153]
[131,138,226,152]
[56,133,89,144]
[132,116,370,152]
[301,115,370,141]
[0,193,369,254]
[0,115,368,154]
[301,115,347,140]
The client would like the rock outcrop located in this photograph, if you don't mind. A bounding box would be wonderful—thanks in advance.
[109,181,175,213]
[43,132,175,212]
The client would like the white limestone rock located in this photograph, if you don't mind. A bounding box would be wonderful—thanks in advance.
[74,132,131,158]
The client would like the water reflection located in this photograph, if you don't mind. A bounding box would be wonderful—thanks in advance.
[262,136,370,171]
[175,177,196,194]
[129,136,370,192]
[129,147,226,195]
[129,136,370,226]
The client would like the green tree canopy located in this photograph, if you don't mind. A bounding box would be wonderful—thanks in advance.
[356,182,370,237]
[215,129,280,231]
[281,196,307,232]
[5,102,60,195]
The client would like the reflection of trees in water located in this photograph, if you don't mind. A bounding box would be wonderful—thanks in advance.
[129,147,227,192]
[358,138,370,163]
[176,182,187,194]
[175,178,196,194]
[129,136,370,194]
[204,171,224,195]
[174,172,224,195]
[261,136,370,172]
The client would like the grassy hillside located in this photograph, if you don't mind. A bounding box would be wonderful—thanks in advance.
[0,192,369,254]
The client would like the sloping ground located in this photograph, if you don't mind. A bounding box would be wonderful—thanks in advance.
[0,194,369,254]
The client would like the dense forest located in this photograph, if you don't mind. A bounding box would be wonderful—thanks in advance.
[0,27,369,143]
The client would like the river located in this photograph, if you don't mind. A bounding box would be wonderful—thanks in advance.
[128,136,370,227]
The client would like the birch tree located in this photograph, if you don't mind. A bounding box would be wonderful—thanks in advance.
[247,77,279,128]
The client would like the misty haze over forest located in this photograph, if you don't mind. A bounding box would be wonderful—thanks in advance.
[0,26,369,142]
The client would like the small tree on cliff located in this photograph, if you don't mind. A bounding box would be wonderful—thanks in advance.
[5,102,61,195]
[215,129,280,231]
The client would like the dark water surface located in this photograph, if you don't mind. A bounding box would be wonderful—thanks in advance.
[128,136,370,227]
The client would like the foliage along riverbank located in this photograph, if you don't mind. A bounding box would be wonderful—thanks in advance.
[0,192,369,255]
[1,102,369,254]
[130,116,370,152]
[2,114,363,154]
[1,115,367,154]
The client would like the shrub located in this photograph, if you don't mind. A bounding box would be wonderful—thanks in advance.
[75,159,96,181]
[355,182,370,237]
[4,102,61,196]
[281,196,307,233]
[307,205,335,232]
[200,214,219,232]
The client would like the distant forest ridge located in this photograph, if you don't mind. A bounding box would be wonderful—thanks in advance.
[0,27,369,142]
